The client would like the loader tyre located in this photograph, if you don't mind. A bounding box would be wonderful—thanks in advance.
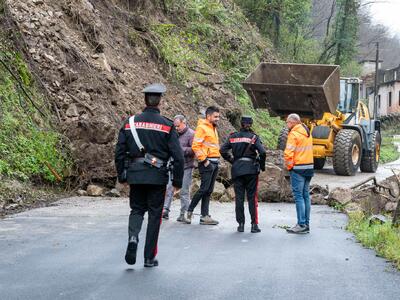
[333,129,362,176]
[360,131,381,173]
[314,158,326,170]
[277,127,289,150]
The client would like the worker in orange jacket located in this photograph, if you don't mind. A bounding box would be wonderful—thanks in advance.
[284,113,314,234]
[185,106,221,225]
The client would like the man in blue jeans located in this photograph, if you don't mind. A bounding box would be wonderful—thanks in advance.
[283,113,314,234]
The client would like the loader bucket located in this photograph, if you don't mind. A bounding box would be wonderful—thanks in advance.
[242,63,340,120]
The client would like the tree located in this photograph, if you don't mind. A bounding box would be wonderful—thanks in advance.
[235,0,315,62]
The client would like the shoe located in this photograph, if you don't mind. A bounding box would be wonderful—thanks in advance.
[237,223,244,232]
[162,210,169,220]
[251,224,261,233]
[144,258,159,267]
[200,215,219,225]
[177,213,187,222]
[125,236,138,265]
[304,225,310,233]
[185,211,193,224]
[286,224,308,234]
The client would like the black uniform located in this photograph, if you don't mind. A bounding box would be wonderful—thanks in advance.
[115,107,184,260]
[220,128,266,225]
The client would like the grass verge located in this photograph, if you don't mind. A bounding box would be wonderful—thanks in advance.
[380,132,400,164]
[347,211,400,270]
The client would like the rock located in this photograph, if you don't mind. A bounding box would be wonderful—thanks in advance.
[100,53,112,73]
[77,189,87,196]
[218,194,231,203]
[258,163,292,202]
[216,160,231,185]
[212,181,226,200]
[225,187,235,200]
[310,184,329,196]
[191,178,201,193]
[66,104,79,117]
[115,181,129,197]
[86,184,105,196]
[368,214,388,226]
[328,187,352,205]
[265,150,284,166]
[43,53,55,63]
[311,194,327,205]
[32,0,44,5]
[5,203,20,210]
[385,201,398,212]
[344,202,362,214]
[106,188,121,197]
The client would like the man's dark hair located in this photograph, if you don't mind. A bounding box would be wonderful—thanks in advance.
[145,93,162,107]
[205,106,219,116]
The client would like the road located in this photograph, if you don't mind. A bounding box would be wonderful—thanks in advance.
[312,158,400,189]
[1,198,400,300]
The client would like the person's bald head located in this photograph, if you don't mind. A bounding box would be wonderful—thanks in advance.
[286,113,301,129]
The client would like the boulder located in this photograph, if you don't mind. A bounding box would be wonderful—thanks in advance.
[328,187,352,205]
[368,214,388,226]
[106,188,121,197]
[86,184,105,196]
[115,181,129,197]
[258,162,292,202]
[310,184,329,197]
[66,103,79,117]
[216,160,231,185]
[212,181,226,200]
[385,201,398,212]
[77,189,88,196]
[191,178,201,193]
[344,202,362,214]
[225,187,235,200]
[311,194,327,205]
[218,194,231,203]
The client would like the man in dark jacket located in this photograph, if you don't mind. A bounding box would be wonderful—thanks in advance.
[220,116,266,233]
[162,115,195,222]
[115,83,184,267]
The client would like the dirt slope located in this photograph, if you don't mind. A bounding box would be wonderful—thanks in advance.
[5,0,254,183]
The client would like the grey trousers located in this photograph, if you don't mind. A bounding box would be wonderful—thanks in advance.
[164,168,193,214]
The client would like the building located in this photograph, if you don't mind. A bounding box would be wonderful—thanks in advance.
[367,65,400,117]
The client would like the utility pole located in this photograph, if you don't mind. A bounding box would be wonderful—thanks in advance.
[374,42,379,120]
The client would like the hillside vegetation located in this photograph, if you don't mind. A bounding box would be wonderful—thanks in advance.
[0,4,71,183]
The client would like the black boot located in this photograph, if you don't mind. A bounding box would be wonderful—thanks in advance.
[125,236,138,265]
[144,258,159,267]
[237,223,244,232]
[251,224,261,233]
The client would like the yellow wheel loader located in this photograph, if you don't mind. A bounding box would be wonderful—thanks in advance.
[242,63,381,176]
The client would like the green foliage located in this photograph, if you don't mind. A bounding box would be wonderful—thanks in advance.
[150,0,283,146]
[380,132,400,164]
[332,0,359,66]
[340,60,362,77]
[347,211,400,269]
[0,52,72,182]
[235,0,319,63]
[236,0,361,72]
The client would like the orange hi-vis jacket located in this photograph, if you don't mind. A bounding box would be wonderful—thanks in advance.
[192,119,220,162]
[284,123,314,171]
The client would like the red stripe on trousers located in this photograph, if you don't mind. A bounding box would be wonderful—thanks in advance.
[255,176,259,224]
[154,190,166,257]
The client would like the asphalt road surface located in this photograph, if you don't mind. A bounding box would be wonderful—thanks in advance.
[312,158,400,189]
[1,198,400,300]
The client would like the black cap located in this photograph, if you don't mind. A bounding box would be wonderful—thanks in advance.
[241,115,253,124]
[142,83,166,94]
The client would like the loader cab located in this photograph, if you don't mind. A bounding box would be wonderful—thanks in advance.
[338,77,361,113]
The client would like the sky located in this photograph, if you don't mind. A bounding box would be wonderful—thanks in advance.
[368,0,400,35]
